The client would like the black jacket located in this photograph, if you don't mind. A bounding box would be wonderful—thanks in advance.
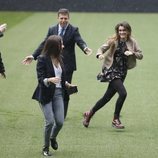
[32,55,66,105]
[0,32,5,73]
[32,24,87,72]
[0,52,5,73]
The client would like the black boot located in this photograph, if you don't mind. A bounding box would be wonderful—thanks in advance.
[50,138,58,150]
[42,147,52,156]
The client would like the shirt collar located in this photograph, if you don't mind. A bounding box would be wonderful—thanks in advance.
[58,24,68,30]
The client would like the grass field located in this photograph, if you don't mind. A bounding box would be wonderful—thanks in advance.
[0,11,158,158]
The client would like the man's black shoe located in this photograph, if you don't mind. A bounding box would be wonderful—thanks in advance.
[50,138,58,150]
[42,147,52,156]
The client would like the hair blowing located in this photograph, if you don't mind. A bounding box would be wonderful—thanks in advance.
[42,35,63,64]
[115,21,132,40]
[107,21,132,53]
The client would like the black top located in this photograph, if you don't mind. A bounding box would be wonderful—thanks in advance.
[103,41,128,82]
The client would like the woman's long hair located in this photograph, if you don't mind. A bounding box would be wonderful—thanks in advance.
[107,21,132,50]
[42,35,63,64]
[115,21,132,40]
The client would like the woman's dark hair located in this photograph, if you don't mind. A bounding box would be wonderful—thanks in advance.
[115,21,132,40]
[42,35,63,63]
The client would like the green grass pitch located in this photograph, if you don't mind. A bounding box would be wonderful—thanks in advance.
[0,11,158,158]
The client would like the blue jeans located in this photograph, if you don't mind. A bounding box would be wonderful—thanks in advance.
[40,88,64,148]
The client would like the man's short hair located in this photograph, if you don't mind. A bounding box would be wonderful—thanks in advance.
[58,8,69,17]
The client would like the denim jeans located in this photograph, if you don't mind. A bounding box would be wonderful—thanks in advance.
[40,88,64,148]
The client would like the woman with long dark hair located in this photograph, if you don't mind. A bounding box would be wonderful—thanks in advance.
[83,21,143,129]
[32,35,73,156]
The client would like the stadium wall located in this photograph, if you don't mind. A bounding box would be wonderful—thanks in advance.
[0,0,158,12]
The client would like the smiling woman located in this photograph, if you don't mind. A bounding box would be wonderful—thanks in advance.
[83,21,143,129]
[0,12,157,158]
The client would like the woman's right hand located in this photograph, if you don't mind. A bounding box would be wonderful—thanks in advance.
[48,77,61,84]
[98,54,104,60]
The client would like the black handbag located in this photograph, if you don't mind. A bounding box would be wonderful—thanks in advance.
[97,72,107,82]
[66,86,78,95]
[97,67,111,82]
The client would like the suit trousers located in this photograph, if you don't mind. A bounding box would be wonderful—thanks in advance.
[64,71,73,118]
[40,88,64,148]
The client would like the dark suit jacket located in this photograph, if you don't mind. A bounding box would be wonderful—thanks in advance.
[0,32,3,38]
[0,52,5,73]
[32,24,87,72]
[0,33,5,73]
[32,55,66,105]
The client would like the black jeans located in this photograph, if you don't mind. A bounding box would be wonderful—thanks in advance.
[92,78,127,118]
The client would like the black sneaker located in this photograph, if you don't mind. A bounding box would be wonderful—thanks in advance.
[42,147,52,156]
[50,138,58,150]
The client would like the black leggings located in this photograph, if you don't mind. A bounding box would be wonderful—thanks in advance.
[92,78,127,118]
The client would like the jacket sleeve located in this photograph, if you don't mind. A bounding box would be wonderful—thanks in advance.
[0,52,5,73]
[96,40,111,58]
[0,32,4,38]
[36,56,47,86]
[33,56,54,104]
[128,38,143,60]
[133,40,143,60]
[32,27,52,60]
[74,27,87,53]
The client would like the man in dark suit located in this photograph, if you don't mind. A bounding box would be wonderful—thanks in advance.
[22,8,92,118]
